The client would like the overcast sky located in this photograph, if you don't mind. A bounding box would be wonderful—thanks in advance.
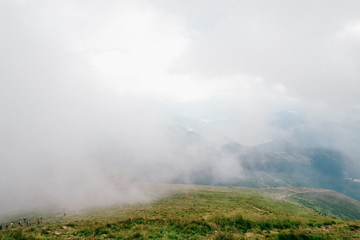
[1,0,360,217]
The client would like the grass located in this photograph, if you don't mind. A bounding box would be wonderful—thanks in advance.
[289,191,360,220]
[0,184,359,239]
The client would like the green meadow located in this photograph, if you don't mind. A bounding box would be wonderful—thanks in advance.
[1,185,359,239]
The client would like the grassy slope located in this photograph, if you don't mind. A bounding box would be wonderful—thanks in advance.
[262,187,360,220]
[289,191,360,220]
[0,185,359,239]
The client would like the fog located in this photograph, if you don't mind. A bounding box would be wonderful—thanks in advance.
[1,0,360,218]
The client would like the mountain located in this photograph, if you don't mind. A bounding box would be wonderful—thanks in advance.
[167,124,360,201]
[230,140,360,201]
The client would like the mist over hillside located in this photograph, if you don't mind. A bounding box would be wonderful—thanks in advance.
[158,123,360,201]
[1,0,360,218]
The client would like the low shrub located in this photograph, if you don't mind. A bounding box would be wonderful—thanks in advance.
[278,232,326,240]
[212,214,253,233]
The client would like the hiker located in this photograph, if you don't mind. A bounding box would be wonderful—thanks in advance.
[0,225,2,230]
[5,224,8,230]
[18,220,22,226]
[26,220,29,226]
[37,218,40,225]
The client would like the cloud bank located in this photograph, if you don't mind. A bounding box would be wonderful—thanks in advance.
[1,0,360,218]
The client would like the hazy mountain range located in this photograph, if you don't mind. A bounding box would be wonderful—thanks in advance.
[167,119,360,201]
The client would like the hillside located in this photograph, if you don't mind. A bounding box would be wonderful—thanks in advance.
[169,133,360,201]
[0,184,359,239]
[262,187,360,220]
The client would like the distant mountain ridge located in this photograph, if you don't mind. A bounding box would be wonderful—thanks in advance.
[167,124,360,201]
[218,140,360,201]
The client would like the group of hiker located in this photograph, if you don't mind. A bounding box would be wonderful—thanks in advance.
[0,217,42,230]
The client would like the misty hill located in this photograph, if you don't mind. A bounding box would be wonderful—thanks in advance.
[233,141,360,201]
[1,184,359,239]
[167,125,360,201]
[224,141,360,201]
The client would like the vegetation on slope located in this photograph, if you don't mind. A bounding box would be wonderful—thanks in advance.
[262,187,360,220]
[0,185,359,239]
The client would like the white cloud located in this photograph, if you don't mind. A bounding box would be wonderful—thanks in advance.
[2,0,360,217]
[337,21,360,40]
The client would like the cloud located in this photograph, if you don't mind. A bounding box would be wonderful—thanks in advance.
[1,0,360,218]
[169,1,360,105]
